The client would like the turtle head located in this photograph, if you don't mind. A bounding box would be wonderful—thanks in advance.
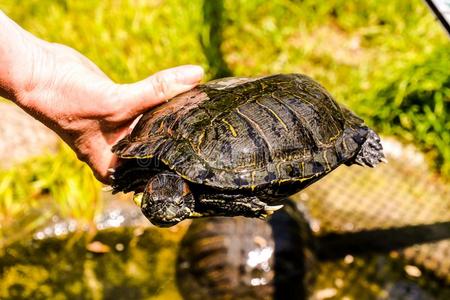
[136,172,198,227]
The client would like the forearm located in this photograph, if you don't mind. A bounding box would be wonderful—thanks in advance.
[0,9,203,182]
[0,10,43,102]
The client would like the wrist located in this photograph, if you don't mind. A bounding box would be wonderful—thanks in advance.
[0,11,48,105]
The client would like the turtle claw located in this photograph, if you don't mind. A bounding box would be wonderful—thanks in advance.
[264,204,284,215]
[188,211,205,218]
[380,157,388,164]
[102,185,113,192]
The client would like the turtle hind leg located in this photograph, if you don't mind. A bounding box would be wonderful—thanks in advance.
[196,195,284,219]
[348,129,386,168]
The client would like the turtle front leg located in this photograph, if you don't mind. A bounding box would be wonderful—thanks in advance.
[135,171,199,227]
[196,195,284,219]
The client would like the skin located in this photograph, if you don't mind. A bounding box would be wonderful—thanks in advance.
[133,170,283,227]
[0,10,204,183]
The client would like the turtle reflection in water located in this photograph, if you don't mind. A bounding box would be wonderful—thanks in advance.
[176,200,317,300]
[176,201,450,300]
[112,74,385,227]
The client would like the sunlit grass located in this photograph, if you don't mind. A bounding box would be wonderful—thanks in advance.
[2,0,207,82]
[357,48,450,176]
[0,144,101,248]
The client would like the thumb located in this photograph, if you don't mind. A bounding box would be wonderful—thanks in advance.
[118,65,204,117]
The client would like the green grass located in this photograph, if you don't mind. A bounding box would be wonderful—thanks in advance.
[0,0,448,232]
[0,144,101,248]
[357,47,450,175]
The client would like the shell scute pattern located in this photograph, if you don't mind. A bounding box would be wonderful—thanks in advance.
[113,74,368,190]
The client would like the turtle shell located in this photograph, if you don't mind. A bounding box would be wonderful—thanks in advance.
[112,74,367,190]
[176,200,317,300]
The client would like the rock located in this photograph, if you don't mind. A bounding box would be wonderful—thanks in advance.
[0,102,59,168]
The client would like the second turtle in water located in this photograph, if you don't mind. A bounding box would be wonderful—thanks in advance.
[112,74,385,227]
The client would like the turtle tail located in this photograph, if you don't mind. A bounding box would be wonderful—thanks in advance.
[350,129,386,168]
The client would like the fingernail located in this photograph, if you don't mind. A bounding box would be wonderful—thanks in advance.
[175,65,204,84]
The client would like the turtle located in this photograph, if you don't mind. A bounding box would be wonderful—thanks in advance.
[176,199,317,300]
[111,73,385,227]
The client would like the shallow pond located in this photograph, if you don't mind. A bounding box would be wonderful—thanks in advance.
[1,210,449,300]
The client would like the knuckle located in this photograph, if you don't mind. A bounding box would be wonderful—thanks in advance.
[151,73,173,99]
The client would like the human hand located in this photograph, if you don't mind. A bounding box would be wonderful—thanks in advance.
[7,38,203,183]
